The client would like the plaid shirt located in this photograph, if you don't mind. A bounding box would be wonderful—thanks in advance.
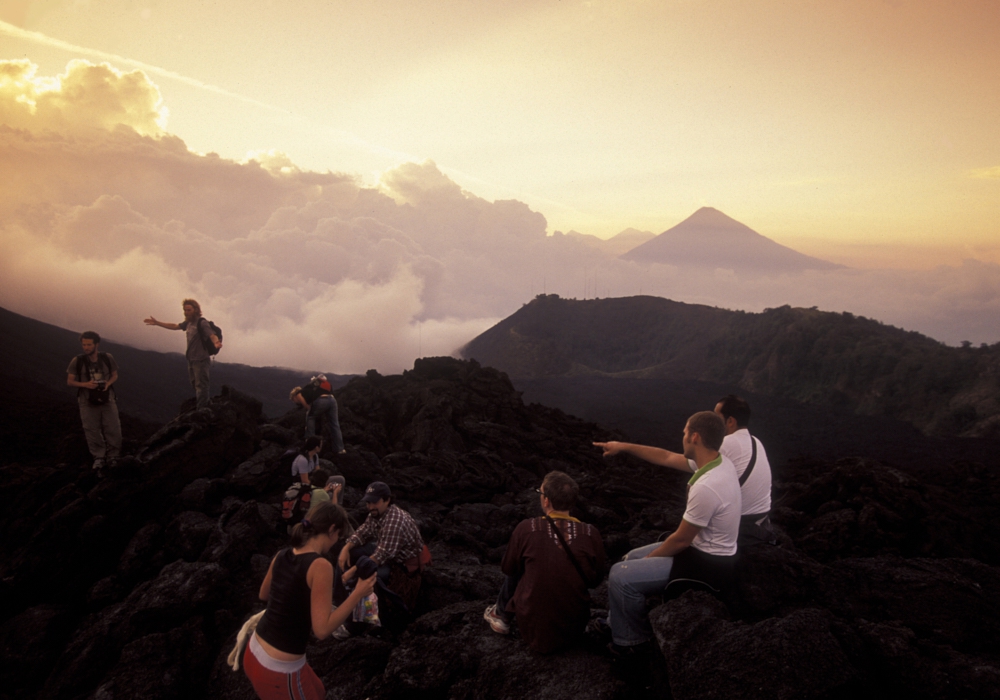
[347,504,424,566]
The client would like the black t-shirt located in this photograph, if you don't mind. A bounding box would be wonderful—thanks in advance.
[254,549,322,655]
[299,383,331,405]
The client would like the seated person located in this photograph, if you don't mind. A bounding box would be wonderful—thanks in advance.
[337,482,427,612]
[309,469,331,505]
[291,437,322,484]
[484,471,606,653]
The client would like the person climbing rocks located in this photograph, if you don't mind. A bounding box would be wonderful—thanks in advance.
[244,503,376,700]
[483,471,606,653]
[291,375,345,455]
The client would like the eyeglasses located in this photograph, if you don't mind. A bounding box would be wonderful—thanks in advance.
[535,487,546,497]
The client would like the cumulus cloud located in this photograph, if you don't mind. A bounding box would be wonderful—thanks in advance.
[1,59,998,380]
[0,58,166,136]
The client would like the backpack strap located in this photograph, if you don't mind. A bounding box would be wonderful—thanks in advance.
[543,514,589,585]
[738,435,758,487]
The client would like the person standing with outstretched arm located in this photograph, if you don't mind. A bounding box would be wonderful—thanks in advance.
[144,298,221,408]
[244,502,376,700]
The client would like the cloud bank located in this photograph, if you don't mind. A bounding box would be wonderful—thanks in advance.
[2,60,998,376]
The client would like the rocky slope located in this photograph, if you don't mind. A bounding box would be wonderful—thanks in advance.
[1,357,998,700]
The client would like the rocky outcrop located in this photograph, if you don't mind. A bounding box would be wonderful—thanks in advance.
[1,357,998,700]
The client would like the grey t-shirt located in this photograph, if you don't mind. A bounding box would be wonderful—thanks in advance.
[178,318,211,361]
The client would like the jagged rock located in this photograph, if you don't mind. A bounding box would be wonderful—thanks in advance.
[652,595,861,700]
[165,511,217,562]
[2,357,999,700]
[362,601,627,700]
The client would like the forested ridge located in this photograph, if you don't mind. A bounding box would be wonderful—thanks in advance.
[461,294,1000,437]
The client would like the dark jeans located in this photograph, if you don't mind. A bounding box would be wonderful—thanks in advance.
[305,395,344,453]
[494,571,522,623]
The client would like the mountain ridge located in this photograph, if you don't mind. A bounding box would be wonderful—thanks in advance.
[460,294,1000,437]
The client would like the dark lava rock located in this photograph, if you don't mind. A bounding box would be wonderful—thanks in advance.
[1,358,999,700]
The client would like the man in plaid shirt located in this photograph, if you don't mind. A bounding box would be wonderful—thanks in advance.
[338,482,424,585]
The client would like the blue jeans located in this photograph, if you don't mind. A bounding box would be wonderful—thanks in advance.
[608,543,674,646]
[188,358,211,407]
[494,571,521,623]
[306,395,344,453]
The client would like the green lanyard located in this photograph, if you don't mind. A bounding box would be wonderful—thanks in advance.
[687,455,722,487]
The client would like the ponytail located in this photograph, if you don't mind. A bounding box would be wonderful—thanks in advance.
[289,502,348,548]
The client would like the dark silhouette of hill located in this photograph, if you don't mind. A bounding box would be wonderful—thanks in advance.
[0,306,350,423]
[620,207,844,274]
[1,357,998,700]
[460,294,1000,437]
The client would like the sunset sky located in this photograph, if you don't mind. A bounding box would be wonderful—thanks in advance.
[1,0,998,373]
[3,0,997,267]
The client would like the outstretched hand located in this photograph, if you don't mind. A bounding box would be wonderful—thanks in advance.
[143,316,158,326]
[593,441,623,457]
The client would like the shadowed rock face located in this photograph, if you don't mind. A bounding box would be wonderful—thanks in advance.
[1,357,998,700]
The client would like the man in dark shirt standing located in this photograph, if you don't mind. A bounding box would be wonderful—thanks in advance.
[66,331,122,471]
[144,298,221,407]
[484,471,606,653]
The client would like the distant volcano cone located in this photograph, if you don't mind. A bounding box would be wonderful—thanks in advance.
[620,207,843,274]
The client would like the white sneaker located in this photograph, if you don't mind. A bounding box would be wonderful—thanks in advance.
[483,604,510,634]
[332,625,351,640]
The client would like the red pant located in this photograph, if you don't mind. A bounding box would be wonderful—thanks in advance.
[243,644,325,700]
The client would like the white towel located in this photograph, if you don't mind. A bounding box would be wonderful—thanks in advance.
[228,610,265,671]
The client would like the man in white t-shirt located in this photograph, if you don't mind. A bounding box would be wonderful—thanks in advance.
[594,394,773,542]
[714,395,774,542]
[600,411,741,654]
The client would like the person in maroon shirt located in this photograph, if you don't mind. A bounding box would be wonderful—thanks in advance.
[484,471,607,653]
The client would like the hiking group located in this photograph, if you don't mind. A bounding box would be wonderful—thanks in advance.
[69,307,775,697]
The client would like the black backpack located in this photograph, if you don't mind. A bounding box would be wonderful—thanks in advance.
[198,318,223,356]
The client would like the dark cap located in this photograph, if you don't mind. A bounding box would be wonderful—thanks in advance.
[361,481,391,503]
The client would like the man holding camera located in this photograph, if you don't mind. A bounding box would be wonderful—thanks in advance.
[67,331,122,471]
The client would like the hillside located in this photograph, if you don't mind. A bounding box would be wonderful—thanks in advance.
[1,357,999,700]
[460,294,1000,437]
[0,306,350,423]
[621,207,843,274]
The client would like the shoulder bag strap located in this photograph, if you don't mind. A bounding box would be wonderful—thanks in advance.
[739,435,758,487]
[543,514,589,584]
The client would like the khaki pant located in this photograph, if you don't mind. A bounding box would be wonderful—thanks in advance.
[78,396,122,460]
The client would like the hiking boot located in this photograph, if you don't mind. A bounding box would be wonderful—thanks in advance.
[483,604,510,634]
[92,458,105,471]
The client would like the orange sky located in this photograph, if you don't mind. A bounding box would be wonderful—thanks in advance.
[2,0,997,269]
